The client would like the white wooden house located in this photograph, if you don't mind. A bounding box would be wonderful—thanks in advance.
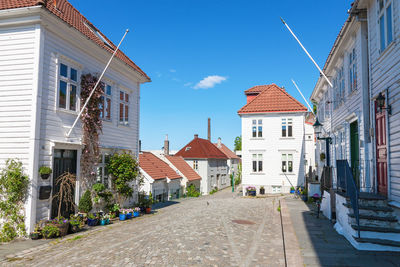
[175,135,229,195]
[238,84,309,195]
[312,0,400,251]
[214,137,241,180]
[0,0,150,232]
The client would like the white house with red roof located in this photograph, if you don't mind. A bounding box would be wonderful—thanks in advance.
[238,84,310,195]
[139,152,182,202]
[175,135,229,195]
[214,137,241,179]
[164,155,202,193]
[0,0,150,232]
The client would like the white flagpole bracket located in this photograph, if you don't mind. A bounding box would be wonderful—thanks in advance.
[66,29,129,138]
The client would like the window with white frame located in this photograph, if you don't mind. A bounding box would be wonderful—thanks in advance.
[349,48,357,93]
[340,130,346,159]
[252,154,263,172]
[378,0,393,52]
[333,75,338,109]
[338,66,345,104]
[282,118,293,137]
[119,91,129,124]
[319,101,325,121]
[324,92,330,118]
[97,153,111,188]
[282,153,293,173]
[252,119,262,138]
[193,160,198,171]
[58,63,78,111]
[100,84,112,120]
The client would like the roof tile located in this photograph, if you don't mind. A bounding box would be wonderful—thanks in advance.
[139,152,181,180]
[165,156,201,181]
[175,137,228,159]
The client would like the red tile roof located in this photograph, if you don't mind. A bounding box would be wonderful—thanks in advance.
[139,152,181,180]
[0,0,150,81]
[238,84,307,114]
[175,137,228,159]
[305,112,316,125]
[244,85,272,95]
[165,156,201,181]
[214,143,240,159]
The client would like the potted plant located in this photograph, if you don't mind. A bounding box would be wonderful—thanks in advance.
[119,209,127,221]
[126,208,133,219]
[78,189,93,214]
[145,193,153,214]
[301,189,308,201]
[87,213,98,226]
[133,207,140,218]
[259,186,265,195]
[290,186,295,194]
[110,203,120,218]
[39,166,52,179]
[30,224,42,240]
[69,215,83,233]
[246,186,256,196]
[320,153,326,162]
[42,224,60,239]
[100,214,110,225]
[51,217,69,237]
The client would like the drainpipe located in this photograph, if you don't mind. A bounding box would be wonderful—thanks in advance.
[386,88,391,200]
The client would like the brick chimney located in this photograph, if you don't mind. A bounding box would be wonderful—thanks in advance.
[208,118,211,142]
[163,134,169,155]
[194,134,198,139]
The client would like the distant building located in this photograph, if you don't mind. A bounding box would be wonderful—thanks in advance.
[214,137,241,179]
[238,84,311,195]
[175,135,229,195]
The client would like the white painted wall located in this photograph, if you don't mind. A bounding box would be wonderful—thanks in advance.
[241,112,306,194]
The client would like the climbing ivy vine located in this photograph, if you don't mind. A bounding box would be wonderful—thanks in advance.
[0,159,30,242]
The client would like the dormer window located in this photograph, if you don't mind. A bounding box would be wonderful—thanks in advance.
[185,147,191,151]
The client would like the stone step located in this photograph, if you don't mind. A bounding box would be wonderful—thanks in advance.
[354,237,400,248]
[348,213,398,222]
[343,202,394,212]
[351,224,400,233]
[357,199,387,207]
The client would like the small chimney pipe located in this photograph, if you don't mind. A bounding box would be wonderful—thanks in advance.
[194,134,198,139]
[208,118,211,141]
[164,134,169,155]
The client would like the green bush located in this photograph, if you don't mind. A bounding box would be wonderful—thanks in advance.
[78,189,92,213]
[186,184,200,197]
[38,166,52,175]
[42,224,60,239]
[209,188,218,195]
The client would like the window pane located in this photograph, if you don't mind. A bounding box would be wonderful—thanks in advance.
[69,84,76,111]
[282,126,286,137]
[258,119,262,125]
[125,93,129,102]
[288,161,293,172]
[252,154,257,159]
[387,5,392,44]
[379,0,384,11]
[288,125,292,137]
[125,105,129,121]
[60,63,68,77]
[120,91,124,101]
[258,154,263,160]
[59,80,67,108]
[253,161,257,172]
[258,126,262,137]
[106,85,112,95]
[288,154,293,161]
[258,161,263,172]
[106,98,111,120]
[282,154,287,160]
[252,120,256,125]
[252,126,257,137]
[119,103,124,121]
[70,68,77,81]
[282,161,286,172]
[380,15,386,51]
[99,96,104,118]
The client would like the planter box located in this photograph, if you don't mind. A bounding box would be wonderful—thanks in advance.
[87,218,98,226]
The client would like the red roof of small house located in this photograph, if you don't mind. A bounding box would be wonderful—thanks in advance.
[0,0,150,81]
[305,112,316,125]
[165,156,201,181]
[244,85,273,95]
[175,137,228,159]
[139,152,181,180]
[238,84,307,114]
[213,143,240,159]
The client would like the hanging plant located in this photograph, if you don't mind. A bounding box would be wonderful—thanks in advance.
[320,152,326,162]
[80,74,104,190]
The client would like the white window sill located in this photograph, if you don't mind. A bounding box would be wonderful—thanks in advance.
[56,108,78,116]
[280,137,295,140]
[378,41,396,62]
[280,172,295,175]
[250,172,265,175]
[118,122,130,127]
[250,138,265,140]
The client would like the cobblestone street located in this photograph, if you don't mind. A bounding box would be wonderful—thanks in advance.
[4,189,291,267]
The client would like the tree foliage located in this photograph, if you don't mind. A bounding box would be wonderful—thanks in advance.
[78,189,93,213]
[234,136,242,151]
[0,159,30,242]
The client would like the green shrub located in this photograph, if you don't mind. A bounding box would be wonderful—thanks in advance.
[209,188,218,195]
[42,224,60,239]
[78,189,92,213]
[186,184,200,197]
[38,166,52,175]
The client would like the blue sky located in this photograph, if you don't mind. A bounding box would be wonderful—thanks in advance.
[69,0,351,151]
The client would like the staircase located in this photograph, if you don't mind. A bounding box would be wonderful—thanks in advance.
[342,193,400,251]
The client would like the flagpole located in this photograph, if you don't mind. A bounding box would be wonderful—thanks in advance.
[280,18,333,88]
[66,29,129,138]
[291,79,314,113]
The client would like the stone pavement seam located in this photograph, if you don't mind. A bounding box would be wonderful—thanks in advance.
[281,198,304,267]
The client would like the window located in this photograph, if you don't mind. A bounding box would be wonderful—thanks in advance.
[193,160,198,171]
[252,119,262,138]
[58,63,78,111]
[282,154,293,173]
[119,91,129,124]
[349,49,357,93]
[97,153,111,188]
[333,75,338,109]
[338,66,345,104]
[282,118,293,137]
[100,84,112,120]
[252,154,263,172]
[378,0,393,52]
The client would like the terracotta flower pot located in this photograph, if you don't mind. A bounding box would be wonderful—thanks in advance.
[145,207,151,214]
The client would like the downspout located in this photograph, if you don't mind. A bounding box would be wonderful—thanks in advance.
[386,88,391,200]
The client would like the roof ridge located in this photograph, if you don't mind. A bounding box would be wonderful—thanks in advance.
[276,86,306,109]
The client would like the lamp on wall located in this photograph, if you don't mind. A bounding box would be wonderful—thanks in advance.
[313,118,323,137]
[312,117,332,167]
[376,92,391,115]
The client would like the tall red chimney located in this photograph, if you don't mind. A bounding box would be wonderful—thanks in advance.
[207,118,211,141]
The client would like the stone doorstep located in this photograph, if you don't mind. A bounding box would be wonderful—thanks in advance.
[351,224,400,233]
[348,213,398,222]
[343,203,394,212]
[354,237,400,247]
[0,214,156,263]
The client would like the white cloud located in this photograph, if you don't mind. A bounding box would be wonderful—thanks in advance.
[184,82,193,87]
[169,69,176,73]
[193,75,227,89]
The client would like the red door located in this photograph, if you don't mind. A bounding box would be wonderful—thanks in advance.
[375,102,388,196]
